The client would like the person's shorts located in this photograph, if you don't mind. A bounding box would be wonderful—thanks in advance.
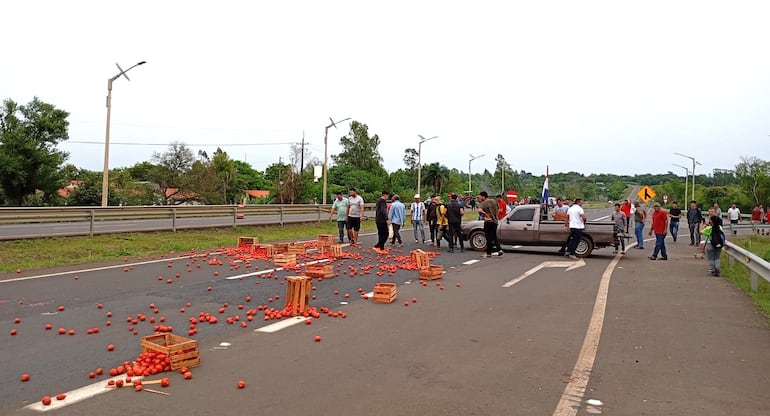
[347,216,361,231]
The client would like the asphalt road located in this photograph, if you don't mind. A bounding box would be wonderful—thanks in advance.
[2,208,769,415]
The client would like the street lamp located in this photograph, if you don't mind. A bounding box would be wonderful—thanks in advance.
[672,163,689,203]
[674,152,701,202]
[416,135,438,197]
[468,154,485,195]
[322,117,351,205]
[102,61,146,207]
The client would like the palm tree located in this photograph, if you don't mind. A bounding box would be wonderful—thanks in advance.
[421,162,450,196]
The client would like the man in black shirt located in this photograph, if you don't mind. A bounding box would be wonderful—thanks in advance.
[445,194,465,253]
[686,200,704,246]
[668,201,682,243]
[374,191,390,254]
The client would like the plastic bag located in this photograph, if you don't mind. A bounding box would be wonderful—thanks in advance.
[388,224,394,239]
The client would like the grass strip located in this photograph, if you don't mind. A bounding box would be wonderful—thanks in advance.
[722,235,770,318]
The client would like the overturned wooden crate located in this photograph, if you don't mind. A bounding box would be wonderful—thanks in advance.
[255,244,274,259]
[410,249,431,269]
[140,333,200,371]
[287,242,307,255]
[237,236,259,251]
[419,264,444,280]
[317,234,336,246]
[274,253,297,268]
[273,243,290,254]
[285,276,312,316]
[320,244,343,258]
[372,282,398,304]
[305,263,334,278]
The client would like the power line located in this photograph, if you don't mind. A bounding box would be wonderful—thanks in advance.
[65,140,299,147]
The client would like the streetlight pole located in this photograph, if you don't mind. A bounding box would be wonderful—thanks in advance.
[102,61,146,207]
[674,152,701,202]
[322,117,351,205]
[672,163,689,203]
[416,135,438,197]
[468,154,485,195]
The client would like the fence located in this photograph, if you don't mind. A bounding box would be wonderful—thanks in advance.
[724,235,770,292]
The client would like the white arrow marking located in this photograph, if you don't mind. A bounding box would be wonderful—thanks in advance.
[502,259,586,287]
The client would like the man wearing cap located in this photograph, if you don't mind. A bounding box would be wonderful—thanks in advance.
[410,194,426,244]
[445,193,465,252]
[373,191,391,254]
[648,202,669,260]
[329,191,349,243]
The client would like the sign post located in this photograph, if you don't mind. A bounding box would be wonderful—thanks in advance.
[637,185,656,204]
[505,189,518,203]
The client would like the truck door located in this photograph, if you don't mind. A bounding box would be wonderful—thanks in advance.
[500,207,537,243]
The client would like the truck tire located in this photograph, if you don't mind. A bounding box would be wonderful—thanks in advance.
[575,235,594,258]
[469,230,487,251]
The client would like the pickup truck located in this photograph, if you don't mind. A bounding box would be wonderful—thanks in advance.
[461,204,616,257]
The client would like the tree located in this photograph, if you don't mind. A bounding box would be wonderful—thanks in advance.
[735,156,770,206]
[151,141,195,203]
[211,148,236,203]
[331,121,384,171]
[0,97,69,205]
[422,162,450,196]
[403,148,418,171]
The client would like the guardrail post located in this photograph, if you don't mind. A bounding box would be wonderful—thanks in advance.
[89,210,95,237]
[172,208,177,232]
[318,206,322,222]
[280,206,284,225]
[233,207,237,228]
[750,271,759,292]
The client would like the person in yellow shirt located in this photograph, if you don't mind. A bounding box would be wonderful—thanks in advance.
[434,196,449,249]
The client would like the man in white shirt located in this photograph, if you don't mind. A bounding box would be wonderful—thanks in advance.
[346,187,365,245]
[727,203,741,235]
[410,194,426,244]
[566,198,587,260]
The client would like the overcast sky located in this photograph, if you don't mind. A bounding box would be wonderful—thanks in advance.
[2,1,768,180]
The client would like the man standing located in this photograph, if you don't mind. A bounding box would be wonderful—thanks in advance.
[727,203,741,235]
[668,201,682,242]
[373,191,390,253]
[427,196,439,246]
[445,193,465,253]
[686,200,703,246]
[633,201,646,249]
[388,195,405,247]
[410,194,426,244]
[329,191,349,243]
[478,191,503,258]
[620,200,632,233]
[611,203,627,254]
[346,187,365,245]
[566,198,587,260]
[713,202,722,219]
[496,194,507,220]
[554,198,570,255]
[648,202,669,260]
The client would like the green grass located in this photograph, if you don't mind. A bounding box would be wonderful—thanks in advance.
[0,220,376,273]
[722,236,770,318]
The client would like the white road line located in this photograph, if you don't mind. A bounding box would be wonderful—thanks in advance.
[225,259,330,280]
[24,375,143,412]
[364,291,374,298]
[463,259,480,265]
[592,215,610,221]
[552,249,622,416]
[254,316,307,333]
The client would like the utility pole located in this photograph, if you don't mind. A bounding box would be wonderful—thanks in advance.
[300,131,305,173]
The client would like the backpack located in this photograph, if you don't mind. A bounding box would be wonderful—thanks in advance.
[427,202,438,221]
[710,228,725,248]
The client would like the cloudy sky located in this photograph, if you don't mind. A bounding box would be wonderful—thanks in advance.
[2,1,768,180]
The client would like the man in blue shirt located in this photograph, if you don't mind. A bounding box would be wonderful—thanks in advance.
[388,195,406,247]
[329,191,349,243]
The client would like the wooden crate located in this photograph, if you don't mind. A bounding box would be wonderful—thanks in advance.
[320,244,343,258]
[237,236,259,251]
[273,243,290,254]
[373,283,397,304]
[305,263,334,278]
[287,242,306,255]
[419,264,444,280]
[140,333,200,371]
[273,253,297,268]
[410,249,430,269]
[285,276,312,316]
[317,234,336,246]
[255,244,274,259]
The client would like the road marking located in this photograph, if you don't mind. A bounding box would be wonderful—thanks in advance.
[503,259,586,287]
[225,259,330,280]
[552,250,622,416]
[592,215,610,221]
[364,291,374,298]
[255,316,307,333]
[463,259,480,265]
[24,375,143,412]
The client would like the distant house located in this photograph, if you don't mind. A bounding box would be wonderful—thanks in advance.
[57,180,83,198]
[164,188,201,205]
[243,189,270,203]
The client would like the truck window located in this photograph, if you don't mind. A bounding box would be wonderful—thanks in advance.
[509,208,535,222]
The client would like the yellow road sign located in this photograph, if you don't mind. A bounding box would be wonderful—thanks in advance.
[637,186,656,203]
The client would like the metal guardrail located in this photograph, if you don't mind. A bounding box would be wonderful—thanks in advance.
[0,204,376,238]
[724,235,770,292]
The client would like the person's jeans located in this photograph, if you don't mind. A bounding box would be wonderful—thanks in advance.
[390,224,402,244]
[567,228,583,255]
[448,222,464,250]
[635,221,645,247]
[375,222,388,249]
[483,221,500,255]
[429,219,438,243]
[669,221,679,242]
[688,222,700,245]
[336,220,346,242]
[706,243,722,273]
[412,219,426,242]
[651,233,667,259]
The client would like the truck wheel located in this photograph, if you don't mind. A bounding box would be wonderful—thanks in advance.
[469,231,487,251]
[575,236,594,258]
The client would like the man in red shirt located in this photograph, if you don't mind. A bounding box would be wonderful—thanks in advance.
[620,200,632,233]
[496,194,507,220]
[648,202,669,260]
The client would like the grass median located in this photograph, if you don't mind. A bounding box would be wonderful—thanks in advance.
[722,235,770,317]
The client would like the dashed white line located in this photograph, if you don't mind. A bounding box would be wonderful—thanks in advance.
[24,375,143,412]
[463,259,480,265]
[254,316,307,333]
[225,259,330,280]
